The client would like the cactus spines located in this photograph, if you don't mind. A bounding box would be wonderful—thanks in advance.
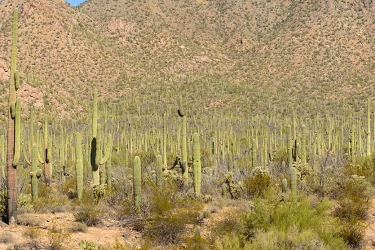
[6,8,20,224]
[156,155,163,186]
[30,144,42,203]
[133,156,142,211]
[193,133,202,196]
[76,133,83,200]
[282,178,287,193]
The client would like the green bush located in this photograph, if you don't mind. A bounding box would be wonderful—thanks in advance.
[142,180,204,245]
[74,204,103,226]
[334,175,371,248]
[213,190,346,249]
[243,167,271,197]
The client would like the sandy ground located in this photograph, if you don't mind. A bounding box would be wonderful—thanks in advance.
[0,212,141,249]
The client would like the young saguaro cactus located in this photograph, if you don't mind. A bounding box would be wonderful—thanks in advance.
[7,9,21,224]
[133,156,142,211]
[193,133,202,196]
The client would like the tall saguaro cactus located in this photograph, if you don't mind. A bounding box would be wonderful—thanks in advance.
[76,133,83,200]
[90,89,111,187]
[178,96,188,181]
[6,9,21,225]
[193,133,202,196]
[43,117,52,185]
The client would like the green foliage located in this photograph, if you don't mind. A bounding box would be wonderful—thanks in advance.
[142,180,204,246]
[244,167,271,197]
[334,175,371,248]
[74,204,103,226]
[79,240,98,250]
[33,185,68,213]
[213,190,346,249]
[219,172,244,199]
[48,221,71,250]
[0,188,6,220]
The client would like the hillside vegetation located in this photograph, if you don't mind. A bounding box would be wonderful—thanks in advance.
[1,0,375,249]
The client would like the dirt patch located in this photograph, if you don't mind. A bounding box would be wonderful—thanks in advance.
[0,212,141,249]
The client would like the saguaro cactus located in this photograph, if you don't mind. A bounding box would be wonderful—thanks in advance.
[290,167,297,197]
[156,155,163,186]
[193,133,202,196]
[366,99,371,157]
[178,96,188,181]
[163,113,167,169]
[29,144,42,203]
[133,156,141,211]
[76,133,83,200]
[6,9,21,224]
[287,125,293,168]
[90,89,112,187]
[43,117,52,186]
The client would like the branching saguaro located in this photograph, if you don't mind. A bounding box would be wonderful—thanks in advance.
[7,9,21,225]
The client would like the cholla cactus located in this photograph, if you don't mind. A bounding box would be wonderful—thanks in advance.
[218,172,243,199]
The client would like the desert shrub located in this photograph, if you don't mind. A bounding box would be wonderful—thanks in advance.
[33,185,68,213]
[74,204,103,226]
[334,175,371,248]
[343,159,373,179]
[68,222,88,233]
[142,180,204,245]
[22,227,43,240]
[214,234,252,250]
[79,240,97,250]
[183,226,211,250]
[212,189,346,249]
[48,221,71,250]
[0,231,14,243]
[212,209,244,237]
[0,188,6,220]
[243,167,271,197]
[17,214,43,226]
[218,172,244,199]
